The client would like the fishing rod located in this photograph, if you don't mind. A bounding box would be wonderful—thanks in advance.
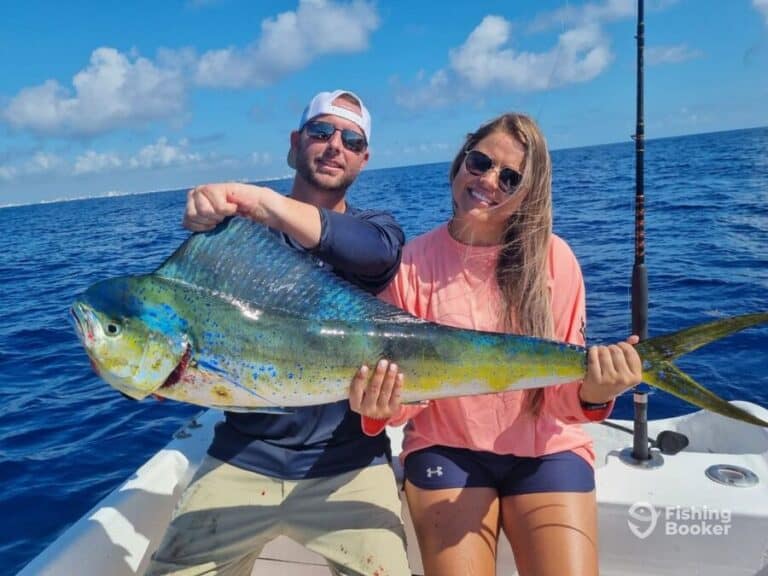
[630,0,652,463]
[616,0,688,466]
[632,0,647,343]
[595,5,693,457]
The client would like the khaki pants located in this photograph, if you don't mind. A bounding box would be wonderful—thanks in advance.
[145,457,410,576]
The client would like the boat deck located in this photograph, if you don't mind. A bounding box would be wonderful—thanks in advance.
[18,402,768,576]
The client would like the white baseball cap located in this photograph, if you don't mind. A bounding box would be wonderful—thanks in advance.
[298,89,371,144]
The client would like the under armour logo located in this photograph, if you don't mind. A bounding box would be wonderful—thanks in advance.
[426,466,443,478]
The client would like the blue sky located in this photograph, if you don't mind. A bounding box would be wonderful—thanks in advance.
[1,0,766,205]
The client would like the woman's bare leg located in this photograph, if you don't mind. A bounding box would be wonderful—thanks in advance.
[501,490,599,576]
[405,481,500,576]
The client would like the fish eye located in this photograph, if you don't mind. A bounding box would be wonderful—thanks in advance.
[105,322,122,337]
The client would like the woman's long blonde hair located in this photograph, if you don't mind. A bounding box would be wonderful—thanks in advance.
[449,113,553,413]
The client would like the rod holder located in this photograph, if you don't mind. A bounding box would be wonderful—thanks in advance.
[632,391,650,461]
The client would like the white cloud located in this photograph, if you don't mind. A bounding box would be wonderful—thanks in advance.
[401,141,451,155]
[0,165,17,181]
[0,138,214,182]
[2,2,378,138]
[71,48,185,124]
[0,152,64,180]
[528,0,633,32]
[450,16,611,91]
[647,44,703,65]
[26,152,64,174]
[394,0,633,109]
[195,0,379,87]
[754,0,768,26]
[73,150,123,175]
[3,48,186,137]
[654,105,712,131]
[250,151,273,165]
[129,138,201,169]
[393,69,461,110]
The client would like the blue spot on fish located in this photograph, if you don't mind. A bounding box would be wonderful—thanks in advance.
[252,363,278,379]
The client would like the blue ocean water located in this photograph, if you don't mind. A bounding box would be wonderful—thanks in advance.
[1,127,767,574]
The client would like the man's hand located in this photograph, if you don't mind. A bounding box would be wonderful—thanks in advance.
[182,183,321,249]
[183,184,239,232]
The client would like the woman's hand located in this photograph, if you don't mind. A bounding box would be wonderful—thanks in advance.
[349,359,403,421]
[579,335,643,404]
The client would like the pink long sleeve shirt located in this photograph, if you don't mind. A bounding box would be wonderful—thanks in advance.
[365,224,613,467]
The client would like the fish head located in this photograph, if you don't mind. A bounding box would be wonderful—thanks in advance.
[71,276,189,399]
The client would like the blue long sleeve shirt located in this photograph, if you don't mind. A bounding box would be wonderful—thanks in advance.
[207,203,405,479]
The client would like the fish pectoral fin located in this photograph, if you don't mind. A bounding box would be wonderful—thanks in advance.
[196,359,294,413]
[638,312,768,427]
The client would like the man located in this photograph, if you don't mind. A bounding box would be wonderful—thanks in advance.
[147,90,411,576]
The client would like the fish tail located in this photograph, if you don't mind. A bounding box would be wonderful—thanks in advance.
[636,312,768,427]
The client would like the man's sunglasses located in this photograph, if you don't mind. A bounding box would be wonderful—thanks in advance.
[303,120,367,153]
[464,149,523,195]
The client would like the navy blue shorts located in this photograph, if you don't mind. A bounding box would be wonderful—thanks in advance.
[404,445,594,496]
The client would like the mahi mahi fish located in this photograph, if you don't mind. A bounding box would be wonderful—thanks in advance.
[71,217,768,426]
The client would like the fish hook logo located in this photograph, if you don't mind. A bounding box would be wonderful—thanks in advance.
[628,501,659,539]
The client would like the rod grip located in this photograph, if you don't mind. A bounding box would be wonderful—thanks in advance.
[631,264,648,341]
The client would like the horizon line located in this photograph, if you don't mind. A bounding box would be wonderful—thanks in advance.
[2,124,765,210]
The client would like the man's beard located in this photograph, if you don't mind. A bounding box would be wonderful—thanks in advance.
[295,152,356,195]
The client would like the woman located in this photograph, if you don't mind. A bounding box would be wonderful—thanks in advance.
[349,113,642,576]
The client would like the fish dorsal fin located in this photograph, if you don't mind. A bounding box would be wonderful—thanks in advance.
[155,217,418,323]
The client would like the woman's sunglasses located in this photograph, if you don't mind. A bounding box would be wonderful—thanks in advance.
[303,120,367,153]
[464,149,523,195]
